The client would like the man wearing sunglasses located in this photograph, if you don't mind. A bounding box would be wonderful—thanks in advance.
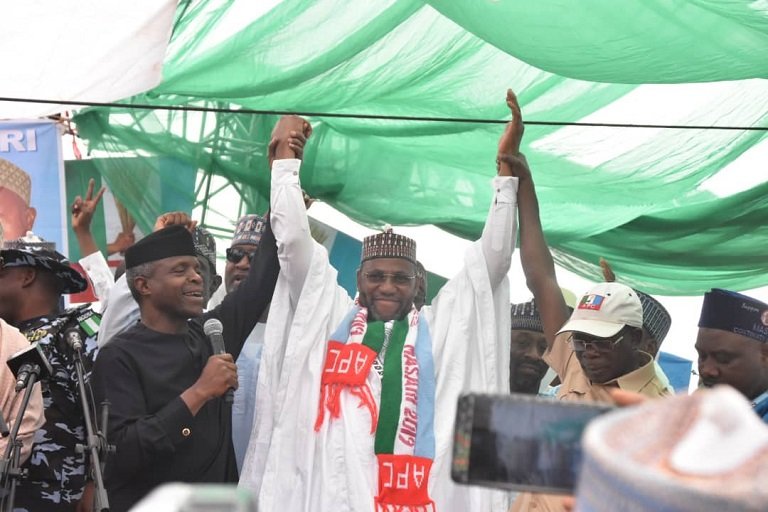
[220,214,269,473]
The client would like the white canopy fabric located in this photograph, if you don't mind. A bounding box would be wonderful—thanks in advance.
[0,0,177,119]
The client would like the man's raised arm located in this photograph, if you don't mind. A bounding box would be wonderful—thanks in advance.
[269,116,315,306]
[479,89,523,288]
[498,91,569,349]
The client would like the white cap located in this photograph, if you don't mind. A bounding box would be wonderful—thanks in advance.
[576,386,768,511]
[556,282,643,338]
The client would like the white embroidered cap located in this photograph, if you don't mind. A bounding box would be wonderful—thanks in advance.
[576,386,768,511]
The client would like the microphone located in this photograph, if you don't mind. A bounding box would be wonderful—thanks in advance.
[7,343,53,392]
[65,328,84,352]
[203,318,233,403]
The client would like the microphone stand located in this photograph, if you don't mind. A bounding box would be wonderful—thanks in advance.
[0,368,40,512]
[72,346,113,512]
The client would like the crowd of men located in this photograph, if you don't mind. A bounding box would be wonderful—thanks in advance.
[0,90,766,512]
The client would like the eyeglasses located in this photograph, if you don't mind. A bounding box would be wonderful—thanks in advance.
[225,247,257,264]
[568,334,624,353]
[363,271,416,286]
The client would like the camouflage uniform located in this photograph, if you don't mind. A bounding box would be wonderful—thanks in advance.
[13,305,100,512]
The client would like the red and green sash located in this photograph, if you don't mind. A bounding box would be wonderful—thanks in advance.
[315,306,437,511]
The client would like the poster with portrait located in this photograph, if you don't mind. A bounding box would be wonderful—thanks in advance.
[0,120,66,250]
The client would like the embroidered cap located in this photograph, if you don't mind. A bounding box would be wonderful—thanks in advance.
[361,226,416,264]
[511,300,543,333]
[0,158,31,205]
[191,226,217,269]
[1,234,88,294]
[698,288,768,343]
[231,214,266,248]
[576,386,768,511]
[557,282,643,338]
[512,291,577,333]
[637,290,672,345]
[125,225,196,269]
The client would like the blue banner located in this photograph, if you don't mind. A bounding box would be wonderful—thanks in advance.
[0,121,65,252]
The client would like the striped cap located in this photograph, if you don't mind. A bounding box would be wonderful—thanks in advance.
[637,290,672,345]
[510,300,543,332]
[0,158,31,204]
[599,258,670,345]
[361,226,416,264]
[191,226,216,269]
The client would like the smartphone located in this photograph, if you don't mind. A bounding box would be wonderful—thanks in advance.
[451,393,614,495]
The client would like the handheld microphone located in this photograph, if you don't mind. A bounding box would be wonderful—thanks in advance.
[203,318,233,403]
[7,343,53,392]
[65,328,84,352]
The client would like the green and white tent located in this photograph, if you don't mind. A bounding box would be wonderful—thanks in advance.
[3,0,768,296]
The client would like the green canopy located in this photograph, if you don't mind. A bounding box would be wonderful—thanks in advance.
[74,0,768,295]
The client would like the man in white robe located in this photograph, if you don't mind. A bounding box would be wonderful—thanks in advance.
[241,91,525,511]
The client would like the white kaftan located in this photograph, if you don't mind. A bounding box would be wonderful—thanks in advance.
[241,159,517,512]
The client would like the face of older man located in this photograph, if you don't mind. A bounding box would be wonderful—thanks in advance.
[571,326,642,384]
[509,329,549,394]
[0,187,35,240]
[224,242,258,293]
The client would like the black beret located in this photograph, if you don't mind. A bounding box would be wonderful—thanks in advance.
[125,225,196,269]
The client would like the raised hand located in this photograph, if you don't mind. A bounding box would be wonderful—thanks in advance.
[71,178,106,233]
[106,231,136,256]
[268,115,312,167]
[499,89,524,156]
[497,152,532,181]
[153,211,197,232]
[497,89,529,179]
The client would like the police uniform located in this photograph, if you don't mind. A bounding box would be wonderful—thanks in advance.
[0,237,98,511]
[13,306,100,511]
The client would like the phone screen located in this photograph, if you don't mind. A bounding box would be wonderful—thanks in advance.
[452,393,614,494]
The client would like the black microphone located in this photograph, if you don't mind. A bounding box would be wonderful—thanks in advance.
[203,318,234,404]
[7,343,53,392]
[65,328,84,352]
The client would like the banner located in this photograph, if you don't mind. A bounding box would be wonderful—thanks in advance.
[0,120,66,250]
[64,157,197,303]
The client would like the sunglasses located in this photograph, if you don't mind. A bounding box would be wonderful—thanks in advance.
[225,247,257,264]
[568,334,625,353]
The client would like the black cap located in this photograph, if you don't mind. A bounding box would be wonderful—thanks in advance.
[125,225,196,269]
[698,288,768,343]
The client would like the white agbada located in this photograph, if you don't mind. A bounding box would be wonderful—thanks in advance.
[240,159,517,512]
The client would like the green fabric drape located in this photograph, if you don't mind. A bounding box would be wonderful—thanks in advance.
[73,0,768,295]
